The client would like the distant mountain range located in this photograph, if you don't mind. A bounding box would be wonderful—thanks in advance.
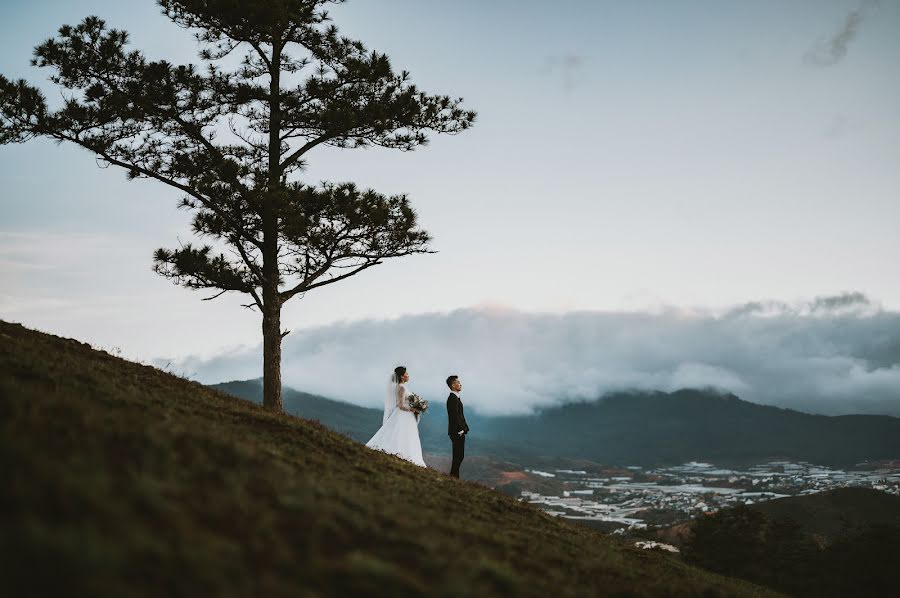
[213,380,900,467]
[482,390,900,466]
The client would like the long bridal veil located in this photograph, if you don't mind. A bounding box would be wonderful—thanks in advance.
[383,373,400,424]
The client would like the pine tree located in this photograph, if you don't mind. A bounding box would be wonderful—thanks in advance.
[0,0,476,411]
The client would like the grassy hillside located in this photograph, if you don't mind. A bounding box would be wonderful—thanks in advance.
[0,320,776,597]
[212,379,523,460]
[682,488,900,597]
[212,379,385,443]
[752,487,900,541]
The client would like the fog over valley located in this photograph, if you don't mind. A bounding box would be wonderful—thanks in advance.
[165,292,900,417]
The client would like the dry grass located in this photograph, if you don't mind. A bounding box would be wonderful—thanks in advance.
[0,320,779,597]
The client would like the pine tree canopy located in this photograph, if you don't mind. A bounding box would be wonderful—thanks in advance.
[0,0,476,311]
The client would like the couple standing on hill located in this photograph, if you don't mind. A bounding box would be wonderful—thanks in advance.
[365,366,470,478]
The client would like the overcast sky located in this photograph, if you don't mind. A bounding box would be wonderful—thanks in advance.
[2,1,899,414]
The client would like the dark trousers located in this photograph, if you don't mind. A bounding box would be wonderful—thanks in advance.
[449,434,466,478]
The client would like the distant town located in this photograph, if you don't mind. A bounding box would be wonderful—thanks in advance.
[515,460,900,531]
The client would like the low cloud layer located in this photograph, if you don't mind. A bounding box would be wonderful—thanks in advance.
[168,292,900,417]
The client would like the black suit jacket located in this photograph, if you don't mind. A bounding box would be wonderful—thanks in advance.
[447,392,470,436]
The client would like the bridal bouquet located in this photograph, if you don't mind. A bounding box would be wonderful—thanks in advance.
[407,393,429,415]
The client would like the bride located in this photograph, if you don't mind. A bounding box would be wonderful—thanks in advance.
[365,365,426,467]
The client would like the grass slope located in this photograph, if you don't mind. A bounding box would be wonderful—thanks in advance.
[681,488,900,597]
[752,487,900,541]
[212,379,522,459]
[0,321,776,597]
[212,379,384,444]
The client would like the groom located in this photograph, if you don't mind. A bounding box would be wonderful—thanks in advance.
[446,375,469,478]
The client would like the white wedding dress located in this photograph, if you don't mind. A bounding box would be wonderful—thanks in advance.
[365,380,426,467]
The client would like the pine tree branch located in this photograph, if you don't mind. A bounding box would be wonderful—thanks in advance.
[201,289,229,301]
[279,132,331,170]
[280,258,382,300]
[246,286,264,311]
[228,236,265,283]
[39,124,264,252]
[247,40,272,70]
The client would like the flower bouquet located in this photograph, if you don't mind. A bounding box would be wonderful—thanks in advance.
[407,393,429,415]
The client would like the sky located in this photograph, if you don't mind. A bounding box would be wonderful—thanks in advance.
[2,1,899,415]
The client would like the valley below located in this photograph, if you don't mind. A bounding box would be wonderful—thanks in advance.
[459,457,900,533]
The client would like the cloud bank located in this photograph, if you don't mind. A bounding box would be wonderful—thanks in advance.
[167,292,900,417]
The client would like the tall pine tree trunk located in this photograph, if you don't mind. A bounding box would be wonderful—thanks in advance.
[261,295,283,411]
[261,35,284,412]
